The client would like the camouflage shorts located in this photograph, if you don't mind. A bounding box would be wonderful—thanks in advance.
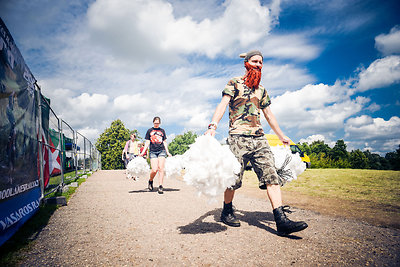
[227,135,282,190]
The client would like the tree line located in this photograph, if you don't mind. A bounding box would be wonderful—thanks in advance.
[297,140,400,170]
[95,120,399,171]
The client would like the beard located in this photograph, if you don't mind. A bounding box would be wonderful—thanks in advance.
[244,62,262,89]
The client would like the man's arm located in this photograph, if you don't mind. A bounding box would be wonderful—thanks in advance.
[262,106,290,145]
[205,95,231,136]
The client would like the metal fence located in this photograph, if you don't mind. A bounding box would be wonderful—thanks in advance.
[38,91,101,197]
[0,18,102,246]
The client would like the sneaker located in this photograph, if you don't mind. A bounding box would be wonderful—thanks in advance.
[158,185,164,194]
[148,181,154,191]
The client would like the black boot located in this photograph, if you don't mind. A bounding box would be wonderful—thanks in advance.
[148,180,154,191]
[221,202,240,227]
[273,206,308,236]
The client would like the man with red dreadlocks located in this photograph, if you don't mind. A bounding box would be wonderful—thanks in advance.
[205,50,308,236]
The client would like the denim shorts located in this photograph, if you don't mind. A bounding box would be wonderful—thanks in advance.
[149,150,167,159]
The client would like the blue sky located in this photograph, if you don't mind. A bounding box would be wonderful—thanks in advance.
[1,0,399,154]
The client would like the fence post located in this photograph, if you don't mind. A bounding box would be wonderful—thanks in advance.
[83,136,86,173]
[90,142,93,171]
[58,118,64,189]
[36,84,45,200]
[74,130,78,178]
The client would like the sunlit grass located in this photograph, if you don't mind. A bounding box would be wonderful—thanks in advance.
[243,169,400,207]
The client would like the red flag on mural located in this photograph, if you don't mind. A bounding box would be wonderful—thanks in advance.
[48,130,61,176]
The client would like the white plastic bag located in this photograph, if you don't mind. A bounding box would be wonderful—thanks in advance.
[182,135,240,199]
[165,155,185,180]
[270,145,306,184]
[126,157,150,178]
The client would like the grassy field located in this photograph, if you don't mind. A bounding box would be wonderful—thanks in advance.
[243,169,400,208]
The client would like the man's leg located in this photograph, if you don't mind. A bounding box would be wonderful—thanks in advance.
[252,136,308,236]
[267,184,308,236]
[221,135,245,227]
[221,188,240,227]
[224,188,235,204]
[266,184,282,209]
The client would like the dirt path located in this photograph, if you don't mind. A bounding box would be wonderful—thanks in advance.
[18,170,400,266]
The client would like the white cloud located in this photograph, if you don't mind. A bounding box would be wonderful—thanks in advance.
[299,134,326,144]
[69,93,109,110]
[269,81,366,136]
[86,0,278,63]
[356,55,400,92]
[40,87,111,130]
[375,25,400,56]
[345,115,373,127]
[344,115,400,154]
[345,115,400,141]
[114,94,151,112]
[262,63,315,94]
[77,127,101,143]
[261,34,321,61]
[365,102,380,112]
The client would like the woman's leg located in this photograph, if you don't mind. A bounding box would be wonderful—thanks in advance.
[157,156,166,186]
[150,158,159,181]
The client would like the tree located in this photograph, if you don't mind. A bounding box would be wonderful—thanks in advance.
[310,140,331,155]
[349,149,369,169]
[95,119,136,170]
[330,139,348,161]
[168,131,198,156]
[363,150,389,170]
[385,145,400,170]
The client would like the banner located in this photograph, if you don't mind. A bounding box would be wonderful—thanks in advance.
[0,18,41,246]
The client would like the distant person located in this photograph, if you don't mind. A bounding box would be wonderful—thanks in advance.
[140,116,172,194]
[139,142,148,159]
[122,133,139,179]
[205,50,308,236]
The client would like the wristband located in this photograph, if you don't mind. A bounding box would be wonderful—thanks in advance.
[208,122,217,130]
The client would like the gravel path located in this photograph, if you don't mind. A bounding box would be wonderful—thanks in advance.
[18,170,400,266]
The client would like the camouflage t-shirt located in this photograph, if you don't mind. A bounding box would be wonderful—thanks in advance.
[222,76,271,136]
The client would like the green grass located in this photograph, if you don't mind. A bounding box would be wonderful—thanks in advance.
[0,173,91,267]
[244,169,400,207]
[44,170,80,195]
